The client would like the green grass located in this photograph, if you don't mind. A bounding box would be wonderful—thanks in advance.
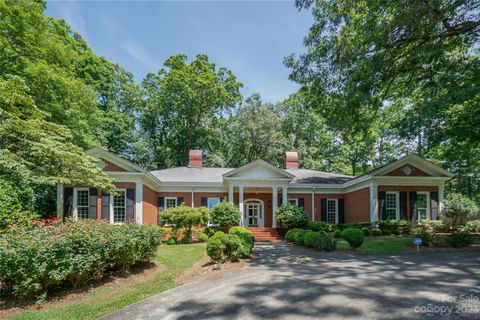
[10,244,206,320]
[336,236,413,253]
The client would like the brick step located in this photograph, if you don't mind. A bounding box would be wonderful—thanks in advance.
[248,227,283,242]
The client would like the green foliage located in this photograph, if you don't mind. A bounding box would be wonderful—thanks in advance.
[160,205,209,239]
[228,226,255,257]
[445,232,474,248]
[417,220,451,233]
[179,235,191,244]
[336,222,372,230]
[333,229,342,238]
[414,231,431,247]
[361,227,371,236]
[285,228,302,241]
[382,229,392,236]
[442,193,479,226]
[206,231,244,263]
[275,204,309,229]
[209,200,241,228]
[462,220,480,233]
[312,231,336,251]
[377,220,412,234]
[341,228,365,249]
[306,220,328,232]
[293,229,311,245]
[0,220,162,298]
[371,228,382,236]
[166,236,177,245]
[198,232,209,242]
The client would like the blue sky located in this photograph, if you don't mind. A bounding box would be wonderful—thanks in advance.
[45,1,312,103]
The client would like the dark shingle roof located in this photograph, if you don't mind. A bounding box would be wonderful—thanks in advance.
[285,169,354,185]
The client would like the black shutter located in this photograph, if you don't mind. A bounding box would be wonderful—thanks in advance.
[379,191,386,220]
[399,191,407,220]
[126,189,135,221]
[101,193,110,220]
[338,199,345,224]
[298,198,305,210]
[431,191,439,220]
[88,188,98,219]
[201,197,208,207]
[158,197,164,211]
[410,192,417,223]
[177,197,184,206]
[320,198,327,222]
[63,187,73,218]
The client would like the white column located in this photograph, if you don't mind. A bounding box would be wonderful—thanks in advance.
[438,184,444,219]
[135,182,143,225]
[311,189,315,221]
[272,186,278,228]
[229,185,234,204]
[239,185,244,226]
[282,187,288,206]
[56,184,64,219]
[191,188,194,207]
[370,184,378,223]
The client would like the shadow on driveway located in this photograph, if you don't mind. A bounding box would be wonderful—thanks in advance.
[103,243,480,320]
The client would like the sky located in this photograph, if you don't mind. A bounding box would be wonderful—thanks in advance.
[45,1,313,103]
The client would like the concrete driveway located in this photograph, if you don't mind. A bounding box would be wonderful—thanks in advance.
[103,244,480,320]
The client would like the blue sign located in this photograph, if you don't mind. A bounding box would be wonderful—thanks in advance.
[413,237,423,246]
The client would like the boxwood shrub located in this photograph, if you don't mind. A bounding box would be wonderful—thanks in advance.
[0,220,162,298]
[206,227,254,263]
[371,228,382,236]
[293,229,311,245]
[361,227,371,236]
[306,221,328,232]
[333,229,343,238]
[461,220,480,233]
[341,228,365,248]
[445,232,473,248]
[286,229,336,251]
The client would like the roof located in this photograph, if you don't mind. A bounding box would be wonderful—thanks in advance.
[149,166,353,185]
[285,169,354,185]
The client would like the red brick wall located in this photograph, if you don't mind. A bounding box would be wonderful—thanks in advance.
[344,187,370,223]
[287,193,313,220]
[385,164,430,176]
[143,185,158,226]
[157,192,192,207]
[378,186,438,220]
[193,192,228,207]
[313,194,345,222]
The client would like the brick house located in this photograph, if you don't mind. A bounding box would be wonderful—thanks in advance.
[56,147,453,228]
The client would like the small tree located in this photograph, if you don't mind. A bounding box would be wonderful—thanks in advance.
[160,205,209,241]
[442,193,479,227]
[275,204,308,229]
[210,199,241,228]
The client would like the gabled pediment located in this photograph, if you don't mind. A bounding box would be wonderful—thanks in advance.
[85,147,145,173]
[223,159,294,180]
[369,154,453,178]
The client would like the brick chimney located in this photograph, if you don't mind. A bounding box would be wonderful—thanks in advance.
[284,151,299,169]
[189,150,203,168]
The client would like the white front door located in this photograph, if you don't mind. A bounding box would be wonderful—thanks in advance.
[244,201,264,227]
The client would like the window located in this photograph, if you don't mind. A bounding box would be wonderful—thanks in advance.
[416,192,430,220]
[288,198,298,206]
[165,197,177,209]
[385,192,399,220]
[326,199,338,224]
[76,189,89,219]
[113,190,126,223]
[207,197,220,209]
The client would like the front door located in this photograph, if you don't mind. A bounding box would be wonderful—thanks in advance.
[244,201,264,227]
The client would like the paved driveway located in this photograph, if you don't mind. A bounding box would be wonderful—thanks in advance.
[103,244,480,320]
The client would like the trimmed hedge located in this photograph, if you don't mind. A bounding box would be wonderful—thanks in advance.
[377,220,411,234]
[206,227,254,263]
[445,232,473,248]
[341,228,365,248]
[306,221,329,232]
[285,229,336,251]
[0,220,162,298]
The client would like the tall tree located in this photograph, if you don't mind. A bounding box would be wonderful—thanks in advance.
[140,54,242,168]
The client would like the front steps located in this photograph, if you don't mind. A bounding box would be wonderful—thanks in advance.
[248,227,283,242]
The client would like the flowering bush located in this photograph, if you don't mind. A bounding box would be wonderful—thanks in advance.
[0,220,162,299]
[275,204,309,229]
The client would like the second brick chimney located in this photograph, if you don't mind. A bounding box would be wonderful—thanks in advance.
[284,151,299,169]
[189,150,203,168]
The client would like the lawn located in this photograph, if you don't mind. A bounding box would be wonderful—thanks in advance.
[336,236,414,253]
[9,244,206,320]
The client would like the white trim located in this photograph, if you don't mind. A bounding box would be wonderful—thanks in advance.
[110,189,127,224]
[223,159,295,179]
[272,186,278,228]
[385,191,400,220]
[416,191,431,220]
[438,184,444,218]
[57,184,64,219]
[370,184,378,222]
[244,198,265,227]
[311,189,315,221]
[287,198,299,206]
[164,196,178,209]
[135,183,143,225]
[326,198,338,224]
[73,187,89,221]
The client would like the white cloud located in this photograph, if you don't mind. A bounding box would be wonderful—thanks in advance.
[120,41,159,71]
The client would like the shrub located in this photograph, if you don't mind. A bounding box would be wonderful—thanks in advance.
[371,228,382,236]
[303,231,319,247]
[312,231,336,251]
[336,222,372,230]
[382,229,391,235]
[442,193,479,226]
[361,227,371,236]
[206,231,244,262]
[293,229,311,245]
[0,220,162,298]
[417,220,451,233]
[198,232,209,242]
[203,226,221,237]
[228,226,254,257]
[275,204,308,229]
[285,228,302,241]
[391,229,401,235]
[445,232,473,248]
[341,228,365,249]
[167,236,177,245]
[179,235,191,244]
[306,221,328,232]
[413,231,431,246]
[333,229,343,238]
[160,205,209,241]
[462,220,480,233]
[377,220,411,234]
[209,199,241,228]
